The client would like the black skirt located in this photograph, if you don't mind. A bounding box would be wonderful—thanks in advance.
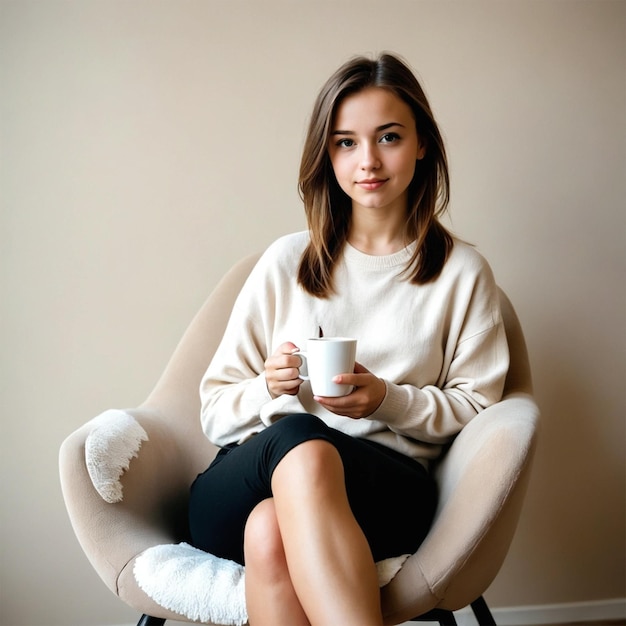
[188,413,437,565]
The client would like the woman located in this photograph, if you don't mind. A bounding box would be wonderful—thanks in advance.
[188,52,509,626]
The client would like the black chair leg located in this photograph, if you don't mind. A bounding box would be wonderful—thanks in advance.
[137,615,166,626]
[411,608,458,625]
[470,595,497,625]
[433,609,457,626]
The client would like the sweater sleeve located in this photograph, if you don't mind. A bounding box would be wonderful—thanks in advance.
[199,248,293,446]
[370,255,510,444]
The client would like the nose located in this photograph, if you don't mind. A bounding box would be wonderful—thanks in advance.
[360,142,381,170]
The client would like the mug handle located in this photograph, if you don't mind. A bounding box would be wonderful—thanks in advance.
[293,351,309,380]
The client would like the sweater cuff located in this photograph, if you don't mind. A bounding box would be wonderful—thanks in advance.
[369,380,430,425]
[242,372,274,410]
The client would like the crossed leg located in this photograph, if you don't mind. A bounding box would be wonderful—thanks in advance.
[244,498,309,625]
[244,440,383,626]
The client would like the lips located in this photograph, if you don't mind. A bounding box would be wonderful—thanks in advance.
[357,178,388,191]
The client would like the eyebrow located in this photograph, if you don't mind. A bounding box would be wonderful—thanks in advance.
[331,122,405,136]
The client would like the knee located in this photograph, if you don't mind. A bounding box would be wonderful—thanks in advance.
[244,499,287,574]
[274,438,343,489]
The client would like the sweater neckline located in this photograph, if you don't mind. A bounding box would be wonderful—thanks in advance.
[343,240,417,270]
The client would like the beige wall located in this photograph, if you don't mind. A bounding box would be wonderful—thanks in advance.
[1,1,624,625]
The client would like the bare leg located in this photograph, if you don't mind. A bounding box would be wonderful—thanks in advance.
[244,498,310,626]
[271,439,383,626]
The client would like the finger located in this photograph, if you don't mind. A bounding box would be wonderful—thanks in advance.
[279,366,302,382]
[267,372,303,397]
[266,352,302,372]
[314,394,364,419]
[275,341,300,356]
[331,372,371,387]
[279,379,304,395]
[314,390,361,410]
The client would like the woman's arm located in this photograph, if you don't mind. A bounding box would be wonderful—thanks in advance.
[199,234,311,446]
[375,320,509,443]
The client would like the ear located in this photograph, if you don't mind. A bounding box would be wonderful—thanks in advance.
[416,138,426,161]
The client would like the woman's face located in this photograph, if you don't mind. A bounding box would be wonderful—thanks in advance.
[327,87,425,217]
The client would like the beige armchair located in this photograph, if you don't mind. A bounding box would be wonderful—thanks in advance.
[59,253,539,626]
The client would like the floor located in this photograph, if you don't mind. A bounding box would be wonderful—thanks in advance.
[539,622,625,626]
[470,606,626,626]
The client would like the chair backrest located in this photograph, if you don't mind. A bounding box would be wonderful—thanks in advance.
[497,287,533,395]
[141,253,262,479]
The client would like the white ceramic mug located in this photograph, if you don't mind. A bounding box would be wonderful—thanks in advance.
[295,337,357,397]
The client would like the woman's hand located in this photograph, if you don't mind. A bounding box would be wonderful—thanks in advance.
[265,342,303,399]
[314,362,386,419]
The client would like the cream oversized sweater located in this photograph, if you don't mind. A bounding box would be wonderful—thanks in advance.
[200,231,509,463]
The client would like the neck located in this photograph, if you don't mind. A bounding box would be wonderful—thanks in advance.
[348,207,408,256]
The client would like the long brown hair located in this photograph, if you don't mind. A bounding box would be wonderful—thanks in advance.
[297,52,453,297]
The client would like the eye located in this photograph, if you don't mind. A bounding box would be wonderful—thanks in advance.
[379,132,400,144]
[335,138,355,148]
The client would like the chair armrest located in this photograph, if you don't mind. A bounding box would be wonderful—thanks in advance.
[436,392,539,506]
[59,408,217,596]
[381,392,540,623]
